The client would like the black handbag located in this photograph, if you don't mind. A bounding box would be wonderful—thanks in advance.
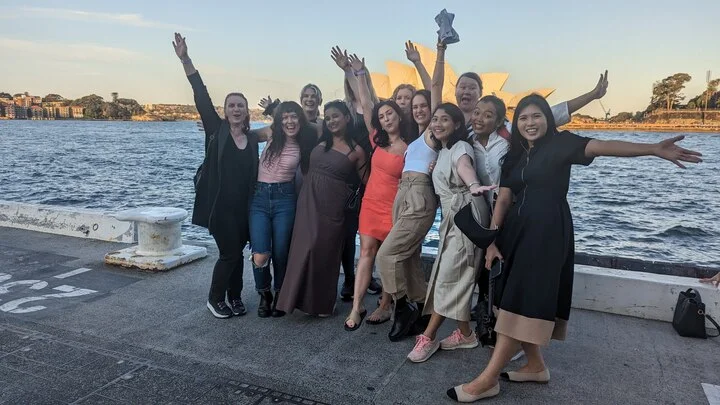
[672,288,720,338]
[345,148,373,212]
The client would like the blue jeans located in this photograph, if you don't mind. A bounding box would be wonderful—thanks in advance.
[249,181,297,293]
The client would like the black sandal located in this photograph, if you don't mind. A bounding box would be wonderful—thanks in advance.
[344,309,367,332]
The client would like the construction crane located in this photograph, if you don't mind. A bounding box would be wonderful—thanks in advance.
[599,100,611,121]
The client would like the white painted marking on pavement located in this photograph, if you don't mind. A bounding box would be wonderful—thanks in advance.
[43,285,97,298]
[53,268,92,279]
[703,383,720,405]
[0,273,11,283]
[0,280,48,294]
[0,285,98,314]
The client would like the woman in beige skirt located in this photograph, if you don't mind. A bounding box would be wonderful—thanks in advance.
[406,102,494,363]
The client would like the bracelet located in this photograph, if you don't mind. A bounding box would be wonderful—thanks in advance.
[180,57,192,65]
[468,182,480,188]
[354,70,367,76]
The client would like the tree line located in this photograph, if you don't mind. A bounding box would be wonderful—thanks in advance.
[0,92,146,120]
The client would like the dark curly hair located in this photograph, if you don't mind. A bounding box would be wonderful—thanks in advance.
[265,101,316,174]
[371,100,417,147]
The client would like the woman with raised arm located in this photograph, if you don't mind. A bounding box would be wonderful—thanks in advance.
[276,101,367,317]
[373,38,447,341]
[173,33,259,319]
[389,41,432,120]
[446,94,701,402]
[330,47,383,300]
[342,54,417,331]
[249,101,316,318]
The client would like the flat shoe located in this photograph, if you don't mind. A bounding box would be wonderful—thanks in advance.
[446,383,500,402]
[500,369,550,383]
[343,309,367,332]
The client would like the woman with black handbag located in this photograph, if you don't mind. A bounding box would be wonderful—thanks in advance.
[446,94,702,402]
[173,33,259,319]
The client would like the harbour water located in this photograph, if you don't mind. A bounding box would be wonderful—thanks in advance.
[2,120,718,267]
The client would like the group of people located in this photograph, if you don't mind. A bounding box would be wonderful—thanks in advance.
[173,28,702,402]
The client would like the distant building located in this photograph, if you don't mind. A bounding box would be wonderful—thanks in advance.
[43,101,65,108]
[43,106,57,119]
[14,94,32,108]
[57,106,71,118]
[32,96,42,105]
[70,106,85,119]
[29,105,44,120]
[6,105,27,119]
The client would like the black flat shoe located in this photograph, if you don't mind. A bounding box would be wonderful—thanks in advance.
[340,282,353,302]
[343,309,367,332]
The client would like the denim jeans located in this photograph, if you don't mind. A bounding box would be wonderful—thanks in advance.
[249,181,297,292]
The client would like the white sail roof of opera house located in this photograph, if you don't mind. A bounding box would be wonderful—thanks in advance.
[369,43,555,108]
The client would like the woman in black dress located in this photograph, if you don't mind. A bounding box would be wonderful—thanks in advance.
[174,33,259,319]
[447,94,702,402]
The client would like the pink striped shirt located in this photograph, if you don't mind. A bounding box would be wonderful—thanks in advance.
[257,138,301,183]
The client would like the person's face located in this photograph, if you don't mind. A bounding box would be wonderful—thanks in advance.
[378,105,401,134]
[324,107,349,134]
[300,87,320,114]
[394,88,413,115]
[430,108,458,142]
[412,94,431,127]
[281,111,300,137]
[455,76,481,112]
[472,101,500,137]
[225,95,247,126]
[517,104,548,144]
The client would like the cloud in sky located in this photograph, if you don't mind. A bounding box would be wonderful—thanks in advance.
[0,38,143,63]
[17,7,195,31]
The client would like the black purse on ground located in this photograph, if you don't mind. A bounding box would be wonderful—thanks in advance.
[672,288,720,338]
[475,259,503,347]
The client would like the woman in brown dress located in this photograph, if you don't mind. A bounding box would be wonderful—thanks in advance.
[277,101,367,316]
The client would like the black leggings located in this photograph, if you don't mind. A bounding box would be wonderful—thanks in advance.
[341,211,359,283]
[209,213,248,303]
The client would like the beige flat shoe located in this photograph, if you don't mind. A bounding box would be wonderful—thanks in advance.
[500,368,550,383]
[446,383,500,402]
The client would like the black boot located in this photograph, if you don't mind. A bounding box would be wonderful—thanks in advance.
[388,297,419,342]
[258,291,273,318]
[340,277,354,302]
[410,302,430,335]
[271,292,285,318]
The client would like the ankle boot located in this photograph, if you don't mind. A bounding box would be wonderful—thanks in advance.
[258,291,273,318]
[271,292,285,317]
[410,302,430,335]
[388,297,419,342]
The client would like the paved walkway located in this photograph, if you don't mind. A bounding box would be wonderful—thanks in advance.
[0,226,718,404]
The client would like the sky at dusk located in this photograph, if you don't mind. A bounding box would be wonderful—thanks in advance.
[1,0,718,117]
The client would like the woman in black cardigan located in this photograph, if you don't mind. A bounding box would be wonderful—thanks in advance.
[173,33,259,319]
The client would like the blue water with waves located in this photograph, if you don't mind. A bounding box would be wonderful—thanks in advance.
[2,120,718,267]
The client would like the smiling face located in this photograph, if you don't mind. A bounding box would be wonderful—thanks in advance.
[472,100,500,137]
[455,76,481,112]
[516,104,548,144]
[224,94,248,126]
[281,111,300,138]
[300,87,320,115]
[412,93,431,127]
[324,106,350,135]
[430,108,459,143]
[394,88,413,115]
[378,104,401,134]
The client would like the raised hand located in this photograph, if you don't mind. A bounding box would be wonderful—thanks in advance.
[405,40,421,63]
[592,70,609,100]
[348,54,366,73]
[330,46,350,70]
[653,135,703,169]
[258,95,274,109]
[173,32,188,60]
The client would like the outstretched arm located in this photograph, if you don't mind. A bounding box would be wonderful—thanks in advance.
[331,46,360,102]
[349,54,376,132]
[173,33,221,138]
[585,135,702,168]
[456,154,497,196]
[405,41,431,90]
[430,41,446,112]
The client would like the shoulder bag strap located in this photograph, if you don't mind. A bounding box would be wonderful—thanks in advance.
[706,314,720,338]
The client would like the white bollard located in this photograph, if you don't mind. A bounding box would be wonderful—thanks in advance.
[104,207,207,271]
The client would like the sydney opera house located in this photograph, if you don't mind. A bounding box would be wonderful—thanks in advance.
[370,43,555,112]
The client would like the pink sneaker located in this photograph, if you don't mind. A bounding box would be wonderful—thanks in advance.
[407,334,440,363]
[440,329,479,350]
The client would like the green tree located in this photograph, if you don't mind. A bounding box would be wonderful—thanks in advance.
[647,73,692,112]
[632,111,644,122]
[42,93,65,102]
[687,101,697,109]
[116,98,145,115]
[688,78,720,109]
[0,92,12,99]
[71,94,105,119]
